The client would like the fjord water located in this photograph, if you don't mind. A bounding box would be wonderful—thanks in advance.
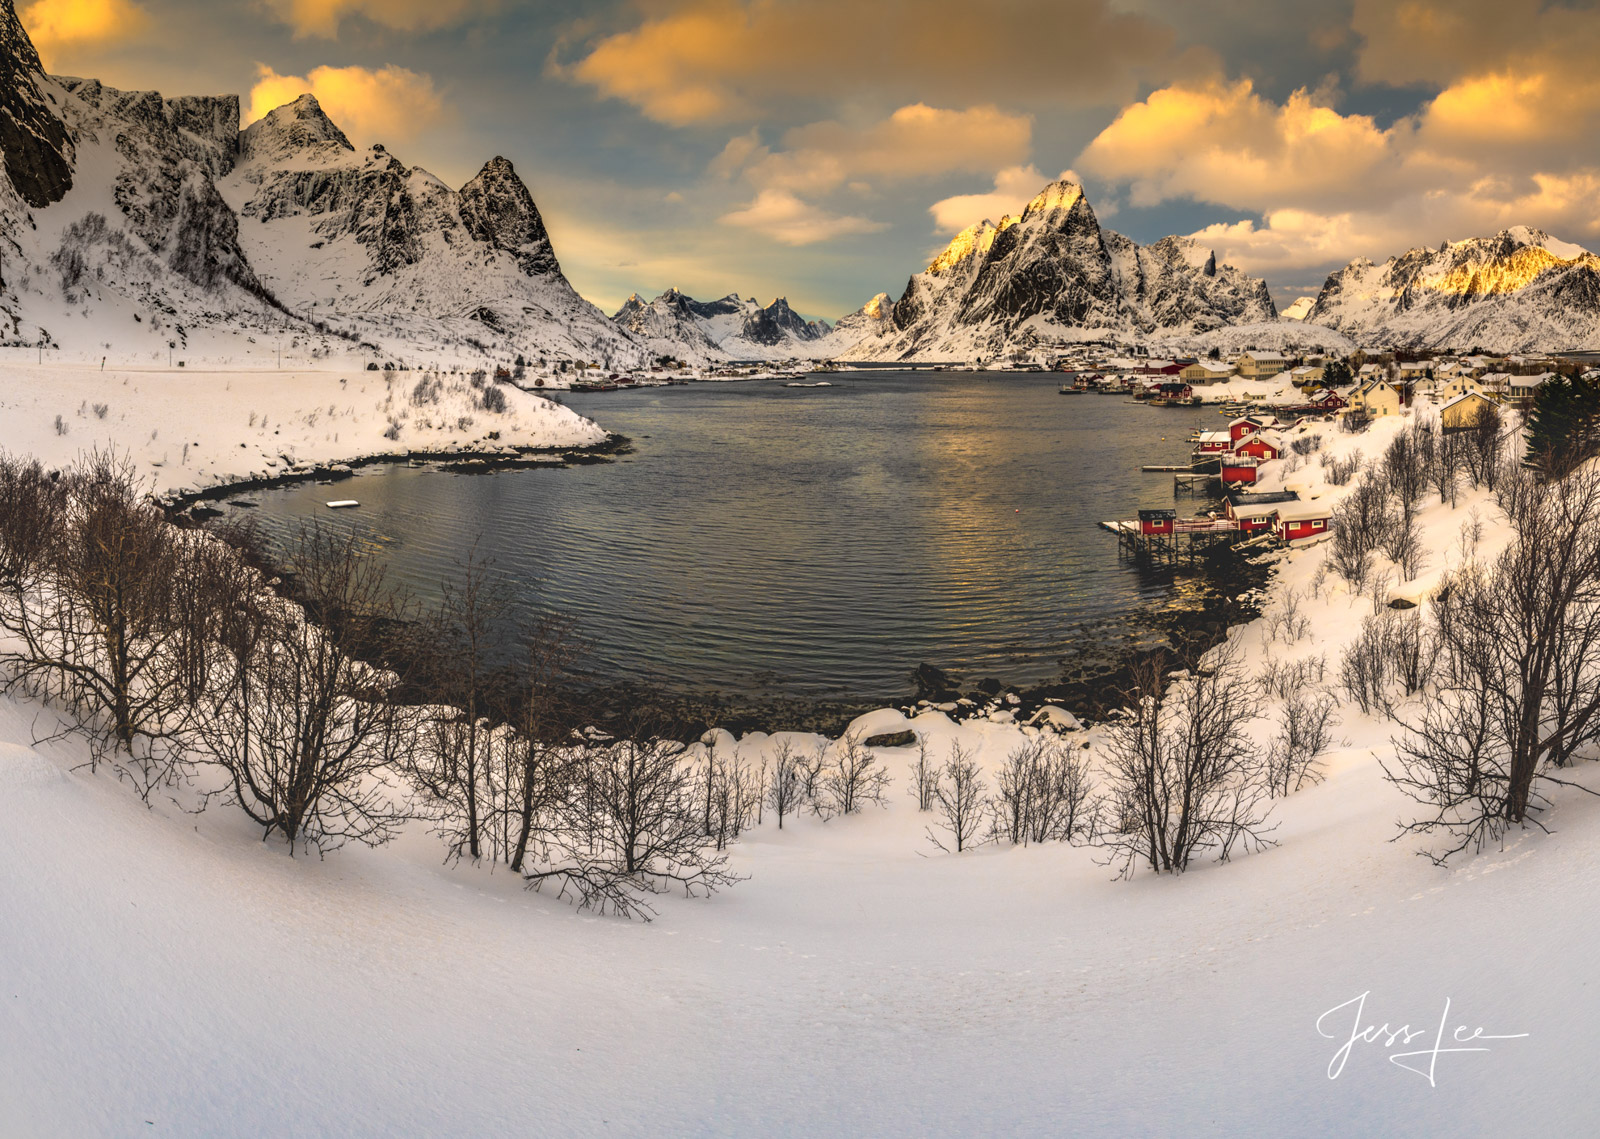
[246,373,1214,699]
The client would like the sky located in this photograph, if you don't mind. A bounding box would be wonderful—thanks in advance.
[20,0,1600,321]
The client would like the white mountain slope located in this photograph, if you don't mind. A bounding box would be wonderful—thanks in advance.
[841,179,1278,362]
[1280,296,1315,321]
[0,1,644,369]
[612,288,840,363]
[1305,227,1600,351]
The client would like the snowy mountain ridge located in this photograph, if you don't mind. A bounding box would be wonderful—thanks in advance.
[612,288,852,363]
[0,0,646,369]
[1304,227,1600,351]
[840,179,1279,362]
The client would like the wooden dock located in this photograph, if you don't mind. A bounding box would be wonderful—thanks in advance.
[1101,517,1242,560]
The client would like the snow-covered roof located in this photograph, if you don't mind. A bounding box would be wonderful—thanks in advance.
[1276,500,1333,522]
[1509,373,1555,389]
[1440,391,1490,412]
[1239,351,1288,363]
[1196,430,1231,443]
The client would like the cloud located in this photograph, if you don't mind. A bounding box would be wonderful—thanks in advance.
[263,0,497,39]
[246,64,446,145]
[928,165,1076,234]
[20,0,148,66]
[720,189,887,246]
[557,0,1172,126]
[1350,0,1600,88]
[712,104,1032,245]
[1074,36,1600,280]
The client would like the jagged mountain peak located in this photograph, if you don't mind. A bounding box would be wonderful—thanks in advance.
[1,0,74,206]
[1021,179,1085,221]
[1305,224,1600,350]
[240,94,354,162]
[848,175,1275,360]
[458,154,558,276]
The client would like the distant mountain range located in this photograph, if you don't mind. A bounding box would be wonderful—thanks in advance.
[1303,227,1600,352]
[3,0,1597,364]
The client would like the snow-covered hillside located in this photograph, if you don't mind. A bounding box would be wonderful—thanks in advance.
[1305,227,1600,352]
[842,179,1279,362]
[0,0,645,371]
[4,401,1597,1134]
[1280,296,1315,321]
[612,288,839,363]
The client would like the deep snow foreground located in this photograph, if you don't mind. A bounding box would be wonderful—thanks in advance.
[2,692,1596,1136]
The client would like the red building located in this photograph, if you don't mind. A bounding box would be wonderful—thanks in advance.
[1224,490,1300,530]
[1276,502,1334,542]
[1138,508,1176,535]
[1221,457,1262,485]
[1231,432,1283,463]
[1227,414,1280,444]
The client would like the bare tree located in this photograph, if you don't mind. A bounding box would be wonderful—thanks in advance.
[194,522,415,853]
[764,738,805,829]
[927,741,986,852]
[988,737,1094,845]
[909,733,939,811]
[1461,403,1505,489]
[1097,645,1275,877]
[1385,466,1600,860]
[405,544,515,863]
[816,733,891,817]
[521,701,740,919]
[1265,689,1339,797]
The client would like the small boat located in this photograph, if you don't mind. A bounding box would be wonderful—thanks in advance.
[1058,384,1085,394]
[325,500,359,509]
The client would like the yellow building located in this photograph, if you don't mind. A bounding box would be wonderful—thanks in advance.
[1440,390,1495,432]
[1236,352,1289,380]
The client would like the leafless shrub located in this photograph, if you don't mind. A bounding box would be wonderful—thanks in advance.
[1266,689,1339,797]
[909,734,939,811]
[1096,644,1275,877]
[927,742,986,853]
[815,732,891,817]
[987,737,1094,846]
[765,739,806,828]
[1387,465,1600,861]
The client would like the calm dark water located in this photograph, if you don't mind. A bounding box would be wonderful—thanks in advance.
[243,373,1215,699]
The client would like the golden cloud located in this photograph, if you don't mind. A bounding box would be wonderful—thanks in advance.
[20,0,148,67]
[710,103,1033,245]
[720,189,887,246]
[1076,42,1600,280]
[558,0,1172,125]
[927,165,1077,234]
[246,64,447,145]
[264,0,498,39]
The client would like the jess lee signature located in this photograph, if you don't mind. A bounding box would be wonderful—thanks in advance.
[1316,992,1529,1086]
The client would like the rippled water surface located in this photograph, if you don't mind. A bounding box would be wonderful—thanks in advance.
[244,373,1216,698]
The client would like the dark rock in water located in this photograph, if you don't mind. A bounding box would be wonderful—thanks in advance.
[911,662,958,700]
[864,730,918,749]
[975,677,1003,696]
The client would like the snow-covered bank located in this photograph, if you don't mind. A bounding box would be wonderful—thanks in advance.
[2,679,1594,1135]
[0,362,608,496]
[5,380,1598,1136]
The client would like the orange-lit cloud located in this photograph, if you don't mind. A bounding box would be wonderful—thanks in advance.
[264,0,497,39]
[20,0,148,67]
[713,103,1033,245]
[928,165,1079,234]
[720,189,886,246]
[558,0,1172,125]
[725,104,1033,197]
[246,64,446,145]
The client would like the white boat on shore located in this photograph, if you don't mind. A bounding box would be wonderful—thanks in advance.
[325,500,359,509]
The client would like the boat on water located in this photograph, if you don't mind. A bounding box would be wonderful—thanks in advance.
[1059,383,1086,394]
[325,500,359,509]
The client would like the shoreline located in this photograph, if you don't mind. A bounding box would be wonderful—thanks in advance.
[161,432,635,516]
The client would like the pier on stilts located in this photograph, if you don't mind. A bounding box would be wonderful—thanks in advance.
[1099,511,1242,560]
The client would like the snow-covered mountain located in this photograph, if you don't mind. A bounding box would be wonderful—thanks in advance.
[0,0,644,368]
[612,289,836,363]
[1304,227,1600,352]
[1280,296,1315,321]
[841,179,1277,362]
